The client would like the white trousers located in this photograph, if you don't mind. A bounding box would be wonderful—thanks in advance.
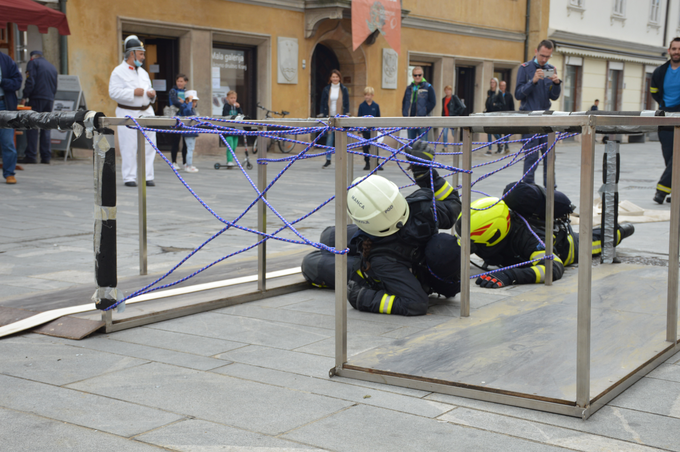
[116,106,157,183]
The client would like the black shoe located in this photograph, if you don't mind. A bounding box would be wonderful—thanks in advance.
[363,163,370,170]
[124,181,137,187]
[653,190,667,204]
[322,160,331,169]
[40,160,50,164]
[146,180,155,187]
[618,222,635,240]
[18,157,37,164]
[667,196,672,203]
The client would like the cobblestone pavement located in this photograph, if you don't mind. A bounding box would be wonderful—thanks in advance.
[1,138,679,451]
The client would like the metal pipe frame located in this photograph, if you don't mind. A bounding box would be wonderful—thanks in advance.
[452,128,461,189]
[576,125,596,408]
[137,130,148,276]
[334,125,349,374]
[667,126,680,343]
[370,129,378,171]
[545,132,556,285]
[257,128,268,292]
[460,128,472,318]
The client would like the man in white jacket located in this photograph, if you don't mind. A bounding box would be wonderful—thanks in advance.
[108,35,157,187]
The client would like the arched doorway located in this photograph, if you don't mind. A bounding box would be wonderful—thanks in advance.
[310,43,340,117]
[309,23,367,118]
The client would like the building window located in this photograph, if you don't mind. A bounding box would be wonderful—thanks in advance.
[613,0,625,16]
[650,0,660,23]
[211,45,257,119]
[567,0,585,17]
[605,64,624,111]
[644,72,655,110]
[563,65,582,112]
[570,0,584,6]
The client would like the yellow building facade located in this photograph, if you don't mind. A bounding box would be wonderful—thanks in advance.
[64,0,538,153]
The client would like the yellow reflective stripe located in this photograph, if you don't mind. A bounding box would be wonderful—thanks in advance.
[616,229,622,245]
[592,240,601,255]
[379,294,388,313]
[650,87,659,93]
[657,183,671,194]
[530,250,545,261]
[531,266,544,283]
[424,152,434,159]
[385,295,395,314]
[434,182,454,200]
[356,270,365,279]
[311,282,327,288]
[566,234,575,266]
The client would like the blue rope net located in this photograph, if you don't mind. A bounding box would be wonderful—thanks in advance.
[104,116,574,310]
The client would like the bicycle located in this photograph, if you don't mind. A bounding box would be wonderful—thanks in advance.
[253,103,296,154]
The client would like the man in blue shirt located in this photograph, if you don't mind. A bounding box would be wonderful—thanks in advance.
[650,37,680,204]
[20,51,58,164]
[515,40,562,186]
[0,52,22,184]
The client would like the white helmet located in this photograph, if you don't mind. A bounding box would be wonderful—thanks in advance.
[347,175,409,237]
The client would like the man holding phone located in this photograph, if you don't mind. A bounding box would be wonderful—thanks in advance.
[515,39,562,186]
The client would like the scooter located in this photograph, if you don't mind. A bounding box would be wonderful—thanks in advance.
[214,114,254,170]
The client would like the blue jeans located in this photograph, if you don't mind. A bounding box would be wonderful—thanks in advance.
[325,130,334,162]
[408,127,428,141]
[522,135,553,186]
[184,136,196,166]
[0,100,17,179]
[487,133,501,150]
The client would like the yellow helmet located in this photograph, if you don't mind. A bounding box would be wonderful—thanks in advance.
[456,197,511,247]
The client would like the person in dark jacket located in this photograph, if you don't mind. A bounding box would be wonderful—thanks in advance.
[0,52,22,184]
[499,80,515,152]
[319,69,350,168]
[221,90,244,168]
[20,51,57,164]
[357,86,382,170]
[167,74,188,170]
[590,99,599,111]
[301,142,461,316]
[485,77,505,154]
[650,37,680,204]
[402,66,436,141]
[515,39,562,186]
[441,84,465,145]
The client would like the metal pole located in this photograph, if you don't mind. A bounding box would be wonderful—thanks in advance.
[258,128,268,292]
[576,124,596,408]
[460,128,472,317]
[137,129,147,276]
[370,128,378,171]
[93,130,118,312]
[347,138,354,187]
[453,128,461,189]
[334,124,348,372]
[545,132,556,285]
[667,126,680,342]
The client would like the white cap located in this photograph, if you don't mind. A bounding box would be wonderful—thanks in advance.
[185,90,199,100]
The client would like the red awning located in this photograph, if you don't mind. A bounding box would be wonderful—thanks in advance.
[0,0,70,35]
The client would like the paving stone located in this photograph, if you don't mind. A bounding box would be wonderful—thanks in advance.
[67,362,352,435]
[105,326,249,356]
[293,333,400,358]
[0,334,148,385]
[213,363,453,418]
[609,376,680,418]
[136,418,324,450]
[647,362,680,383]
[62,336,229,371]
[440,407,662,452]
[283,404,572,452]
[0,407,163,451]
[215,344,334,376]
[0,374,183,437]
[151,310,331,349]
[425,393,680,451]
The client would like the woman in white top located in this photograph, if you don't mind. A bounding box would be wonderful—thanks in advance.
[319,69,350,168]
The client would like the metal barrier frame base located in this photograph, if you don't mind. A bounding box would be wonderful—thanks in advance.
[335,340,679,419]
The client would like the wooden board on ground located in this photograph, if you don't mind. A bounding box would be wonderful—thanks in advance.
[32,316,106,340]
[0,306,39,326]
[348,264,677,403]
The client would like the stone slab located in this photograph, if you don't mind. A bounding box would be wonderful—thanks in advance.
[215,344,334,376]
[283,404,572,452]
[0,374,183,437]
[67,362,352,435]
